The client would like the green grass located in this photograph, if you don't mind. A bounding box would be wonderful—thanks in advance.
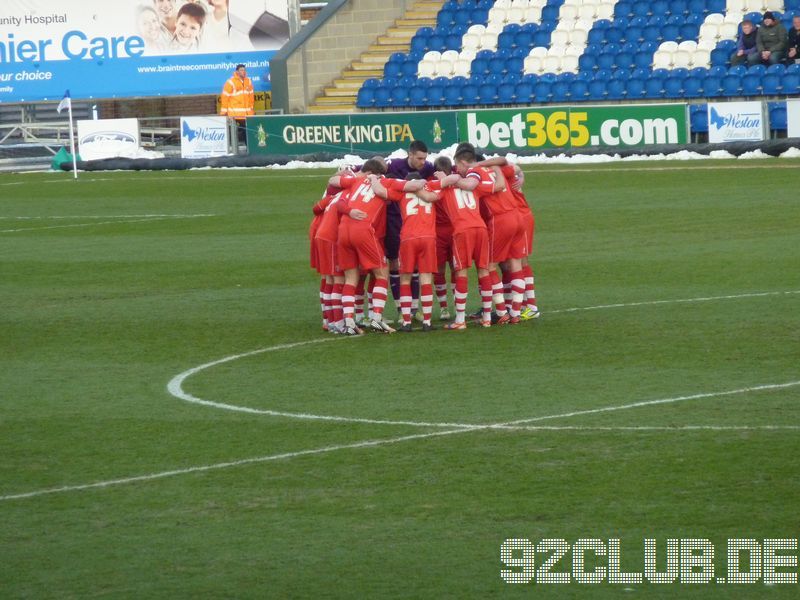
[1,160,799,598]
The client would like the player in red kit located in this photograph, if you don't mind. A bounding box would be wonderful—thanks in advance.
[417,156,497,329]
[454,147,527,324]
[312,180,349,334]
[372,176,437,332]
[332,158,395,335]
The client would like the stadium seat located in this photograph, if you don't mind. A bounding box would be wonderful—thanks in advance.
[747,64,767,77]
[569,80,590,101]
[761,73,781,95]
[533,81,553,102]
[356,87,375,108]
[626,77,647,97]
[720,74,741,96]
[588,80,607,99]
[684,75,703,97]
[664,76,684,98]
[702,75,722,96]
[607,79,627,99]
[644,76,665,97]
[783,73,800,93]
[690,104,709,132]
[515,81,534,102]
[740,74,760,96]
[770,104,788,130]
[373,86,392,108]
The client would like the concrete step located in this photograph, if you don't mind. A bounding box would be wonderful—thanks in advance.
[308,104,355,114]
[361,53,392,63]
[333,79,367,89]
[343,68,384,78]
[368,43,409,53]
[323,87,359,99]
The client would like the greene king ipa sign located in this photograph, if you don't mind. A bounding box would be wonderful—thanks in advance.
[247,111,458,155]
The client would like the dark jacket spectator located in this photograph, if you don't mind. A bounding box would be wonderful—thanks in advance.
[756,11,788,64]
[787,16,800,63]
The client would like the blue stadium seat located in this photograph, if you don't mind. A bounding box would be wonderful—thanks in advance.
[631,67,650,80]
[437,10,454,28]
[642,25,662,43]
[626,77,647,97]
[384,62,402,78]
[727,65,747,77]
[648,15,667,27]
[588,29,606,45]
[747,64,767,77]
[444,83,462,106]
[533,31,551,47]
[606,26,625,44]
[612,69,632,81]
[718,40,736,53]
[686,13,703,26]
[539,72,558,83]
[653,0,670,16]
[503,72,522,85]
[766,64,786,76]
[645,76,665,97]
[603,42,622,56]
[471,58,489,74]
[570,80,590,100]
[690,105,708,133]
[787,63,800,75]
[783,73,800,93]
[579,54,597,70]
[515,30,535,48]
[632,2,651,18]
[427,84,446,105]
[454,10,472,27]
[664,76,683,98]
[408,85,428,107]
[652,68,671,79]
[689,66,708,78]
[577,70,594,82]
[497,33,515,51]
[708,65,728,78]
[374,86,392,108]
[707,0,725,12]
[401,60,418,76]
[679,23,699,41]
[594,68,614,82]
[615,52,635,69]
[640,40,660,53]
[399,74,417,89]
[416,77,433,88]
[521,73,539,84]
[588,80,607,99]
[702,75,722,96]
[631,15,649,28]
[559,72,577,83]
[741,74,761,96]
[515,82,534,102]
[498,83,516,104]
[615,1,633,18]
[461,83,479,104]
[621,41,640,54]
[745,11,763,25]
[770,103,788,129]
[541,5,560,21]
[671,0,689,15]
[625,26,644,43]
[684,76,703,97]
[662,24,680,41]
[488,56,507,75]
[721,74,741,96]
[761,74,781,94]
[552,81,570,102]
[688,0,707,16]
[533,81,553,102]
[356,87,375,108]
[710,48,729,67]
[607,79,627,99]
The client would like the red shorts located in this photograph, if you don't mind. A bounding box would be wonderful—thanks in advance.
[487,211,526,263]
[310,237,317,269]
[435,228,453,267]
[314,238,341,276]
[337,225,387,272]
[520,210,534,255]
[451,227,489,271]
[399,237,437,274]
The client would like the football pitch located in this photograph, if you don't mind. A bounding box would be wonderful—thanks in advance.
[1,160,799,597]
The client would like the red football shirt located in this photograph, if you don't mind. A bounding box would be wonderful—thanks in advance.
[383,178,436,240]
[427,179,487,234]
[313,190,345,242]
[500,164,532,217]
[338,174,388,233]
[467,166,516,218]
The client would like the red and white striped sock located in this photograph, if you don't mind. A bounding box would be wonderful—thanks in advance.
[322,281,333,325]
[331,282,344,326]
[319,278,327,324]
[399,283,413,325]
[367,276,376,319]
[420,283,433,325]
[434,272,448,308]
[522,264,537,311]
[372,277,389,317]
[454,276,468,323]
[491,271,507,316]
[355,276,366,321]
[341,283,356,326]
[478,275,493,322]
[502,270,513,304]
[509,270,526,318]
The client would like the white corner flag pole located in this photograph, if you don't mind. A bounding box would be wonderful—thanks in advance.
[67,99,78,180]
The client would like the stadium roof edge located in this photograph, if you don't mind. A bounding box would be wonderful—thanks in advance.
[271,0,348,113]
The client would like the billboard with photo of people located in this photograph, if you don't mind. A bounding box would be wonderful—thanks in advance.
[0,0,289,103]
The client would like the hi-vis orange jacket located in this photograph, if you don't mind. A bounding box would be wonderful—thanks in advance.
[219,72,254,120]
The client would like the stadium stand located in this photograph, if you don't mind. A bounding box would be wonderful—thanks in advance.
[354,0,800,136]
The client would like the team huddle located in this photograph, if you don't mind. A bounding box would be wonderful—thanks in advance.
[308,141,539,335]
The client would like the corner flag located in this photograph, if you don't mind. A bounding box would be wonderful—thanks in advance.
[57,90,71,114]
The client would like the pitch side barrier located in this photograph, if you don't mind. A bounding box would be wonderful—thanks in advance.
[56,101,800,171]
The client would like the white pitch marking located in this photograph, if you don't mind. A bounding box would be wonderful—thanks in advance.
[167,290,800,428]
[0,214,216,233]
[0,214,216,220]
[490,425,800,432]
[549,290,800,314]
[0,428,470,502]
[4,380,799,502]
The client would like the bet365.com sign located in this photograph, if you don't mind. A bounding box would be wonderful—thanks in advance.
[460,104,688,151]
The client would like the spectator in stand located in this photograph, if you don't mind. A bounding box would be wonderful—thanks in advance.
[730,19,759,65]
[755,11,788,65]
[786,15,800,64]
